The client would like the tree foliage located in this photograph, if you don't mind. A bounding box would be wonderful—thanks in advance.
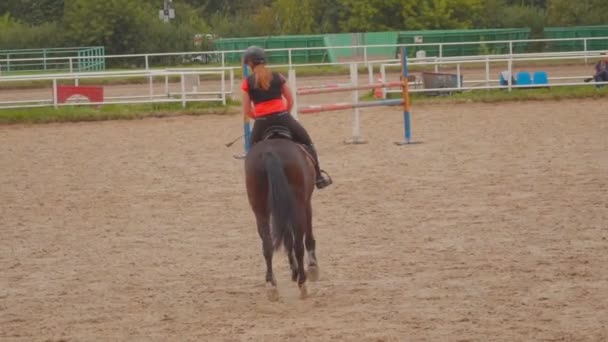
[0,0,605,53]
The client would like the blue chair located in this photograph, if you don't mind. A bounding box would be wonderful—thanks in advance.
[533,71,549,86]
[516,71,532,86]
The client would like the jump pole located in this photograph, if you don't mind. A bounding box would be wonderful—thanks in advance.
[395,46,413,145]
[300,99,403,113]
[234,61,251,159]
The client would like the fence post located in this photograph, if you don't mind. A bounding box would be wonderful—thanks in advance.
[507,59,513,93]
[6,54,10,73]
[288,49,292,67]
[165,75,169,97]
[148,71,154,100]
[439,44,443,59]
[456,64,461,89]
[43,49,48,71]
[69,57,73,73]
[53,79,58,109]
[145,55,149,71]
[509,41,513,56]
[180,72,186,108]
[229,68,235,99]
[221,69,226,105]
[584,39,588,64]
[485,56,490,89]
[221,51,225,68]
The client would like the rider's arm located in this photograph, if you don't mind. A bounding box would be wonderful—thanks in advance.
[281,83,294,112]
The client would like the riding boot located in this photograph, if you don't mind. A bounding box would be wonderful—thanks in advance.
[306,144,332,189]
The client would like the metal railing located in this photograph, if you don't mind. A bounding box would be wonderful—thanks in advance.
[1,48,606,110]
[377,52,607,96]
[0,68,234,109]
[1,36,607,75]
[0,46,104,74]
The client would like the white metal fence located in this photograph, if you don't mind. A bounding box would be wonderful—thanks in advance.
[1,36,607,74]
[0,68,235,109]
[0,47,606,110]
[378,51,608,98]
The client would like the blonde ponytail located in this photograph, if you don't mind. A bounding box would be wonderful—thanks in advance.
[253,64,272,90]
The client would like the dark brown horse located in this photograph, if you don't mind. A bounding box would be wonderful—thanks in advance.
[244,135,319,301]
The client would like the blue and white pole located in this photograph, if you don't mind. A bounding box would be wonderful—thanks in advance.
[243,62,252,153]
[396,46,413,145]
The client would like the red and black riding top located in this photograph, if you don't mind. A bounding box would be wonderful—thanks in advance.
[241,72,287,119]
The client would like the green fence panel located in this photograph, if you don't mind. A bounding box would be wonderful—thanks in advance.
[544,25,608,52]
[324,33,356,63]
[214,35,330,64]
[364,32,399,59]
[397,28,530,57]
[212,26,608,65]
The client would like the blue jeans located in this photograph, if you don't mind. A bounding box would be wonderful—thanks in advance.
[594,70,608,88]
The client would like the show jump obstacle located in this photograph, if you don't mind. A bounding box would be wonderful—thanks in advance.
[237,47,413,156]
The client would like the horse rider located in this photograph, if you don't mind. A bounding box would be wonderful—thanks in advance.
[585,53,608,87]
[241,46,332,189]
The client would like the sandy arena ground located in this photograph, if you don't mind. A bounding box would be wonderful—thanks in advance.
[1,98,607,341]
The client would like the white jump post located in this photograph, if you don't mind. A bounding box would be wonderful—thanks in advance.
[288,68,298,120]
[380,64,388,99]
[346,63,366,144]
[294,55,413,145]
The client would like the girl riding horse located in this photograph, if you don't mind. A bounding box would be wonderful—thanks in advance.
[241,46,332,189]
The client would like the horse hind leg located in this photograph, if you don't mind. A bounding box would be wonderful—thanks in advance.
[304,204,319,282]
[257,220,279,302]
[305,237,319,282]
[294,229,308,299]
[285,235,298,282]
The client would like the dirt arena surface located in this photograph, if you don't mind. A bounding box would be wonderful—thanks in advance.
[1,99,607,341]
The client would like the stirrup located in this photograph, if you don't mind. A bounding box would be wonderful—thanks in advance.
[315,170,333,189]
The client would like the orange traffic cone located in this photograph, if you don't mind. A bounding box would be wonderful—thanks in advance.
[374,74,383,99]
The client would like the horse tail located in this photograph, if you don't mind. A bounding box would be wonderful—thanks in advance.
[264,151,296,252]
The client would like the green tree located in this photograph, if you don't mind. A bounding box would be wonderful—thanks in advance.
[313,0,345,33]
[271,0,317,34]
[338,0,484,31]
[0,13,62,50]
[339,0,405,32]
[63,0,209,54]
[546,0,608,26]
[0,0,64,25]
[63,0,150,54]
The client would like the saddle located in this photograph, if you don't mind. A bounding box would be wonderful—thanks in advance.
[262,126,316,166]
[262,125,293,141]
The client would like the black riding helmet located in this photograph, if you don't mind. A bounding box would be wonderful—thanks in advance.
[243,46,266,66]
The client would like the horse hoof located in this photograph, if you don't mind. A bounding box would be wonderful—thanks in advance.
[299,284,308,300]
[266,284,279,302]
[307,265,319,282]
